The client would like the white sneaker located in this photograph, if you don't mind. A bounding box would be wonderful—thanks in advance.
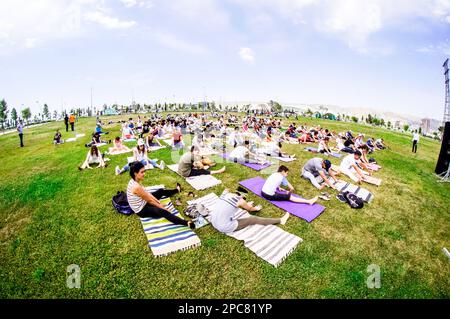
[115,166,121,175]
[159,160,165,170]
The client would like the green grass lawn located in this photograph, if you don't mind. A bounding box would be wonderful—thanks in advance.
[1,113,449,298]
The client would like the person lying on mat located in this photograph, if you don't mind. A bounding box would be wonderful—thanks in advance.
[301,158,338,190]
[229,140,265,164]
[79,145,106,170]
[205,189,290,234]
[178,145,226,177]
[339,151,366,184]
[261,166,318,205]
[108,137,131,154]
[127,161,196,229]
[115,139,165,175]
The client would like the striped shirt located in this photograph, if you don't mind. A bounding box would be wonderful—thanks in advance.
[126,179,146,213]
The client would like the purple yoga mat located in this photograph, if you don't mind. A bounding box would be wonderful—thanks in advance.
[218,153,272,171]
[239,176,325,223]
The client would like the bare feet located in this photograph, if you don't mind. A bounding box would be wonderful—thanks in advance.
[308,196,318,205]
[251,205,262,212]
[280,212,290,225]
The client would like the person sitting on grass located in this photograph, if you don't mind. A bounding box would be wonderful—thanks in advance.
[127,161,196,229]
[317,136,332,155]
[145,133,162,148]
[172,127,184,150]
[53,129,64,145]
[204,189,290,234]
[339,150,366,184]
[85,132,111,147]
[178,145,226,177]
[79,145,106,170]
[301,158,338,190]
[115,139,165,175]
[108,137,131,154]
[229,140,265,165]
[261,165,318,205]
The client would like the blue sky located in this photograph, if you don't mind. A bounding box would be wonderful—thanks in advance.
[1,0,450,120]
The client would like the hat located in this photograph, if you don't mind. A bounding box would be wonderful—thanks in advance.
[137,138,145,146]
[323,159,331,171]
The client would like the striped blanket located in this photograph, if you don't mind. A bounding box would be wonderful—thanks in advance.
[140,197,201,257]
[332,180,374,203]
[188,193,302,267]
[167,164,222,190]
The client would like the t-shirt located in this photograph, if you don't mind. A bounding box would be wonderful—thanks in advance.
[178,152,194,177]
[412,133,420,142]
[69,115,75,123]
[303,158,324,176]
[209,192,240,234]
[229,145,248,160]
[173,132,182,143]
[340,154,357,170]
[261,172,288,196]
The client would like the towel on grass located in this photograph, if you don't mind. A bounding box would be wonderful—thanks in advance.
[140,197,201,257]
[108,148,132,155]
[148,145,167,152]
[75,134,85,138]
[122,138,136,143]
[187,193,302,267]
[362,175,382,186]
[167,164,222,190]
[66,137,76,142]
[331,180,374,203]
[271,156,296,162]
[218,153,272,171]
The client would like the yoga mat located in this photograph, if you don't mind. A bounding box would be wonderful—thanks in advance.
[331,180,374,203]
[163,139,173,145]
[366,163,381,171]
[108,148,132,155]
[362,175,382,186]
[218,153,272,171]
[272,156,296,162]
[305,147,341,158]
[140,197,201,257]
[239,177,326,223]
[75,134,85,138]
[167,164,222,190]
[148,145,167,152]
[188,193,302,267]
[66,138,76,142]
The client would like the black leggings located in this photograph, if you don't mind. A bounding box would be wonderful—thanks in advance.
[189,169,211,177]
[136,189,187,226]
[412,140,418,153]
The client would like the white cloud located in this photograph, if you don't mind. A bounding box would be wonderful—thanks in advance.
[416,41,450,55]
[239,47,255,63]
[153,31,209,55]
[24,38,38,48]
[168,0,229,30]
[84,11,137,29]
[120,0,153,9]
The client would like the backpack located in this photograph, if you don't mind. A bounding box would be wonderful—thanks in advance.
[112,191,134,215]
[342,191,364,209]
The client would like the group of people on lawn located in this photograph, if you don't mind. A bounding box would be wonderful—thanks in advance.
[64,113,385,234]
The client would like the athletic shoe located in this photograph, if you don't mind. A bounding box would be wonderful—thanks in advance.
[159,160,165,170]
[115,166,121,175]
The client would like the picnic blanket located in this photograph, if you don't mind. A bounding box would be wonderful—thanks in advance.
[187,193,302,267]
[122,138,136,143]
[304,147,341,158]
[218,153,272,171]
[167,164,222,190]
[140,197,201,257]
[239,177,326,223]
[108,148,132,155]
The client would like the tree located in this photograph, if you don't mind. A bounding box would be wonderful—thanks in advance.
[418,127,422,134]
[11,108,18,126]
[53,110,58,119]
[0,99,8,129]
[22,107,31,123]
[43,104,50,120]
[403,124,409,132]
[351,116,358,123]
[438,126,444,134]
[380,118,385,127]
[366,114,373,124]
[387,121,391,129]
